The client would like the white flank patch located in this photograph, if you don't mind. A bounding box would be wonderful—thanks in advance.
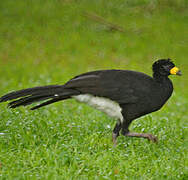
[72,94,123,123]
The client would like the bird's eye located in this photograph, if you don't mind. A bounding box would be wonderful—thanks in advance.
[162,65,170,72]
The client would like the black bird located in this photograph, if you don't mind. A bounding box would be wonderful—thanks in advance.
[0,59,181,145]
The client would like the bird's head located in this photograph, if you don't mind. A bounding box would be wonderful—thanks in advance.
[152,58,182,77]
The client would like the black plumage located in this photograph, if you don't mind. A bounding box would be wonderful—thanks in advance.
[0,59,181,145]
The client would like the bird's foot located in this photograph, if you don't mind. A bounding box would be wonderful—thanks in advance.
[145,133,158,143]
[112,132,119,147]
[123,132,158,143]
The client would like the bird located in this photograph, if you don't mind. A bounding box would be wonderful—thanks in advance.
[0,59,182,146]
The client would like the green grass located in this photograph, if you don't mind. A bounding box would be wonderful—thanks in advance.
[0,0,187,179]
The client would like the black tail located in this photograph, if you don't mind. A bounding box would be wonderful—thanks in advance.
[0,85,80,109]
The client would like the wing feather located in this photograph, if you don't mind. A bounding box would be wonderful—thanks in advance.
[65,70,140,104]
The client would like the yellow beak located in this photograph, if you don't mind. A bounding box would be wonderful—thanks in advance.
[170,67,182,76]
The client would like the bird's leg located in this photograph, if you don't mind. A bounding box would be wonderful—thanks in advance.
[112,122,122,146]
[122,131,158,143]
[121,119,158,143]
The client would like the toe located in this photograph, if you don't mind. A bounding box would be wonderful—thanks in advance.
[148,134,158,143]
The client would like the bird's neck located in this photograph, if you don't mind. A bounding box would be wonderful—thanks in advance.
[153,73,169,83]
[153,73,173,101]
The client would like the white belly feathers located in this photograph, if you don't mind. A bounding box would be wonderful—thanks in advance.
[73,94,123,123]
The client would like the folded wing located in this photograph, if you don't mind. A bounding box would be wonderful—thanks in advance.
[64,70,139,104]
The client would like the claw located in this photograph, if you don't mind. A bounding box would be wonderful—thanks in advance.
[112,132,118,147]
[147,134,158,143]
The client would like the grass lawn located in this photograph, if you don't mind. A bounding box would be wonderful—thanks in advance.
[0,0,187,179]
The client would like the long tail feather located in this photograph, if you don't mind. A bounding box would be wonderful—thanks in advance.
[8,94,55,108]
[0,85,63,102]
[0,85,80,109]
[30,96,69,110]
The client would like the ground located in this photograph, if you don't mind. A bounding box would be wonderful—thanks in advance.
[0,0,187,179]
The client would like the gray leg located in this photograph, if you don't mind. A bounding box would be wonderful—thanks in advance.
[121,118,158,143]
[112,122,122,146]
[123,131,158,143]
